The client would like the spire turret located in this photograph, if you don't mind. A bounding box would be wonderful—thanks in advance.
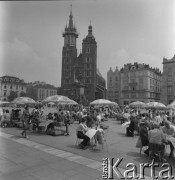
[68,4,73,28]
[62,5,78,47]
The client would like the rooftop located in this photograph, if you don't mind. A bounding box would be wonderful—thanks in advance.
[120,62,162,75]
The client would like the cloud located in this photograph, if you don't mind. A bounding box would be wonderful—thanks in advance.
[1,38,61,86]
[0,2,7,41]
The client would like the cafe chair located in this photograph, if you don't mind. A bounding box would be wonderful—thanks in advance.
[149,143,163,163]
[93,128,109,152]
[75,132,82,148]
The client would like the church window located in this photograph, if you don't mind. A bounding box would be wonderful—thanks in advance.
[167,68,172,76]
[167,86,172,94]
[86,47,90,53]
[4,91,6,96]
[86,78,90,83]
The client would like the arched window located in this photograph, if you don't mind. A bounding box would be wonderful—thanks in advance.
[86,47,90,53]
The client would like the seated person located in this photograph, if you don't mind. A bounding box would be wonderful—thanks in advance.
[139,122,149,156]
[76,117,90,149]
[148,123,167,162]
[47,113,53,120]
[161,121,175,158]
[126,116,135,137]
[86,116,95,128]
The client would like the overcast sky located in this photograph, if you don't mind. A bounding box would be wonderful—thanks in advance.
[0,0,175,87]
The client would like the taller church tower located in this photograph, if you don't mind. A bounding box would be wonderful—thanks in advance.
[61,6,78,96]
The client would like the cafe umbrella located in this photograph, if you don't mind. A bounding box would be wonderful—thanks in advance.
[11,97,36,104]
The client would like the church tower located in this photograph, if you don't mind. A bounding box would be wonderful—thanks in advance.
[61,6,78,96]
[82,24,97,101]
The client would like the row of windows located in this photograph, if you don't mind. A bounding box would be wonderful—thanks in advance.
[108,83,119,88]
[64,71,95,77]
[39,89,56,99]
[167,86,173,94]
[109,77,119,82]
[123,92,160,99]
[150,85,161,92]
[64,78,94,84]
[3,84,24,90]
[3,91,24,97]
[2,78,21,83]
[84,64,94,69]
[167,76,172,82]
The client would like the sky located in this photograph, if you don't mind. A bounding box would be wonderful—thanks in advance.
[0,0,175,87]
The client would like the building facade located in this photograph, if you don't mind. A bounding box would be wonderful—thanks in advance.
[26,81,57,101]
[107,67,120,103]
[120,63,162,105]
[61,9,106,103]
[0,76,26,101]
[161,55,175,105]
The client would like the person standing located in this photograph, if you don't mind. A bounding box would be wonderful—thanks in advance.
[64,111,70,136]
[21,106,30,138]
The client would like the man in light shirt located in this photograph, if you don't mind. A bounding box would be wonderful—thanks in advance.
[161,121,175,157]
[154,113,162,125]
[149,123,167,162]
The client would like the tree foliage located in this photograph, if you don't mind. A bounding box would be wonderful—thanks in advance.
[19,91,26,97]
[8,91,18,102]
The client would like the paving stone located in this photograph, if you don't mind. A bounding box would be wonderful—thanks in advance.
[63,169,79,177]
[31,166,59,179]
[76,165,102,179]
[56,152,74,158]
[65,173,94,180]
[86,161,102,169]
[72,157,96,165]
[65,155,83,161]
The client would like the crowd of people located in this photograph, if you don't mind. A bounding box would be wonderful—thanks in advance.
[0,103,175,157]
[123,109,175,162]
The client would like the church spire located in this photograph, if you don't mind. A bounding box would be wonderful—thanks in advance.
[68,4,73,28]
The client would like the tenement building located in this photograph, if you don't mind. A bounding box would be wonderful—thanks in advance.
[0,76,26,101]
[161,55,175,105]
[107,67,120,103]
[61,8,106,103]
[26,81,57,101]
[120,63,162,105]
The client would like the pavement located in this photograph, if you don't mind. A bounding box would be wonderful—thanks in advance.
[0,119,175,180]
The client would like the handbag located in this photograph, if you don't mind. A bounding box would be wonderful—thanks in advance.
[136,136,142,148]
